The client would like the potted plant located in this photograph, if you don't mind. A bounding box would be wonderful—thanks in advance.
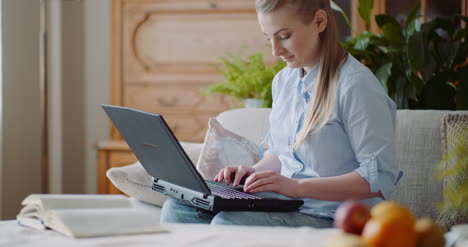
[339,0,468,110]
[203,51,286,108]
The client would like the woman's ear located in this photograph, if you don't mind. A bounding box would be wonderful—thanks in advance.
[314,9,327,33]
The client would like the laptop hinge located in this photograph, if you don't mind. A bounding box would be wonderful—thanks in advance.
[203,194,209,199]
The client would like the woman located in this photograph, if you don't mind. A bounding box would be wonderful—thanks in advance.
[161,0,402,228]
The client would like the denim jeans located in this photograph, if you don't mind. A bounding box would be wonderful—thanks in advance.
[160,197,334,228]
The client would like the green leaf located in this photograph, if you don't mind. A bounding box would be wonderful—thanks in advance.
[406,1,421,35]
[376,15,404,45]
[354,35,371,50]
[438,40,460,70]
[375,62,392,92]
[407,32,425,70]
[330,1,352,30]
[375,14,400,29]
[419,53,437,82]
[383,24,404,45]
[358,0,374,27]
[204,50,285,107]
[395,76,407,109]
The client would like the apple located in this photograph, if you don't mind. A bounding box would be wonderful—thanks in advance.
[334,200,371,235]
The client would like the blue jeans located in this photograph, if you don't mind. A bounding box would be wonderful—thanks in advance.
[160,197,334,228]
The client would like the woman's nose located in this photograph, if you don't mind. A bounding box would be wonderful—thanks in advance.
[271,40,283,57]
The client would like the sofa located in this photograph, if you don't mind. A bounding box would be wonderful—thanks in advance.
[2,108,467,246]
[107,108,468,228]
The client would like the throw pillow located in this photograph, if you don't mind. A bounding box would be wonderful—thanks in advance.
[106,162,168,206]
[106,142,203,207]
[436,113,468,231]
[195,118,261,180]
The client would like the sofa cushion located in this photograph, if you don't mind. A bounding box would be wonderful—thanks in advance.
[390,110,467,219]
[216,108,271,146]
[105,142,202,207]
[195,118,259,180]
[436,114,468,231]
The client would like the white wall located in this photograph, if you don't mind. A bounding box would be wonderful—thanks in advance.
[52,0,110,194]
[1,0,43,219]
[0,0,110,219]
[84,0,110,194]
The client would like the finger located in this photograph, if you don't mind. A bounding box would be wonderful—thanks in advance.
[244,171,275,188]
[223,167,234,185]
[246,183,275,193]
[233,169,247,187]
[216,169,226,182]
[244,175,276,193]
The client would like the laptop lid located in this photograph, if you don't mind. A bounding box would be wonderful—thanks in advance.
[101,104,211,195]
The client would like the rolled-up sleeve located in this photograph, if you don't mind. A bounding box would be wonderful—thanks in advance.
[339,71,402,199]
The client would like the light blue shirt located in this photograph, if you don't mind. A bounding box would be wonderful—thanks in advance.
[263,54,403,218]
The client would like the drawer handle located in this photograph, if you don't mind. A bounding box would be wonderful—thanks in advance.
[157,97,178,106]
[210,2,217,9]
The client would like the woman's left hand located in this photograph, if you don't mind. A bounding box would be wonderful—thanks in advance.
[243,170,300,198]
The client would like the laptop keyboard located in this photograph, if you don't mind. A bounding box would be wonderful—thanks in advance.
[207,182,261,199]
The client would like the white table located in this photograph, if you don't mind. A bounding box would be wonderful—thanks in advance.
[0,220,338,247]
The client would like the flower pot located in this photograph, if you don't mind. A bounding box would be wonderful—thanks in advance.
[244,98,263,108]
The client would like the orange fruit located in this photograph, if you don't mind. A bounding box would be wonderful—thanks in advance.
[362,201,417,247]
[371,201,416,223]
[362,215,417,247]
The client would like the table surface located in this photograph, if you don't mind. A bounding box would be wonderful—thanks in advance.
[0,220,338,247]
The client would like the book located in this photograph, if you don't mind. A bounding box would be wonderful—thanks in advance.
[16,194,167,238]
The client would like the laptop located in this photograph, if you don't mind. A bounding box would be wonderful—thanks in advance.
[101,105,303,212]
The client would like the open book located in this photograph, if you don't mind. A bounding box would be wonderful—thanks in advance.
[17,194,166,238]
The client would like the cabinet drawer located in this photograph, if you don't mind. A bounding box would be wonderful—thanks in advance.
[125,83,230,113]
[163,113,213,142]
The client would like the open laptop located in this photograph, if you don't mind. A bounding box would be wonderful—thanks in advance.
[101,105,303,212]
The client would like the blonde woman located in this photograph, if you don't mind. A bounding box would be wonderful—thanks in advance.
[161,0,402,227]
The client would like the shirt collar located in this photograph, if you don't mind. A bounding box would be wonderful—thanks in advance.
[300,65,319,94]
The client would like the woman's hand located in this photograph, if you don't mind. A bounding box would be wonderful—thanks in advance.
[214,165,256,187]
[243,171,300,198]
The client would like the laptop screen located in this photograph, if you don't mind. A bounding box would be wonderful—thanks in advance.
[101,105,210,195]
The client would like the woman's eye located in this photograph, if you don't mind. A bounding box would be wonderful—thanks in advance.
[279,34,290,40]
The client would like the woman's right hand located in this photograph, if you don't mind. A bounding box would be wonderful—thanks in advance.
[213,165,256,187]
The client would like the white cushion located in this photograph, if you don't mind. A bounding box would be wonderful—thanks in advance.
[106,142,203,207]
[195,118,259,180]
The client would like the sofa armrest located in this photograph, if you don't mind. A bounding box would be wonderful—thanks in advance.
[179,142,203,164]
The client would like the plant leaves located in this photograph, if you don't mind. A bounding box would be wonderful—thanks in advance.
[405,0,421,37]
[330,0,352,30]
[375,14,400,29]
[407,31,425,70]
[376,15,404,45]
[438,40,460,70]
[204,51,284,107]
[358,0,374,27]
[375,62,392,92]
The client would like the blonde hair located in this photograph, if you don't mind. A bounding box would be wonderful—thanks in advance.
[256,0,347,147]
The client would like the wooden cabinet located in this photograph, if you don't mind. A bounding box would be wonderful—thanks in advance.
[110,0,274,142]
[97,0,274,194]
[96,141,137,194]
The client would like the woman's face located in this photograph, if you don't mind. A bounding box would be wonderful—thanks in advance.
[258,7,327,73]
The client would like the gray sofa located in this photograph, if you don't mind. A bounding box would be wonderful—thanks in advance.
[108,108,468,222]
